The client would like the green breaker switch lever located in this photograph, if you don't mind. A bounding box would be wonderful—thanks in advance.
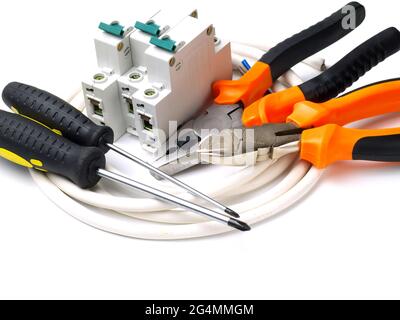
[134,21,161,36]
[150,36,176,52]
[99,22,125,37]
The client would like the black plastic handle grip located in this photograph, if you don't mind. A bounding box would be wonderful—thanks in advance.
[260,2,365,81]
[299,27,400,102]
[353,134,400,162]
[2,82,114,153]
[0,110,105,188]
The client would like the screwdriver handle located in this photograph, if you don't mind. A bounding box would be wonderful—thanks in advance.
[301,125,400,168]
[212,2,365,107]
[0,110,105,188]
[288,79,400,128]
[2,82,114,153]
[299,27,400,102]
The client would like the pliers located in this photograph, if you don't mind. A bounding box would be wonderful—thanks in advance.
[153,27,400,175]
[204,78,400,168]
[213,2,365,108]
[242,27,400,127]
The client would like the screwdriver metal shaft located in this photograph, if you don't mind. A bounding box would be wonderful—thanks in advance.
[107,143,240,218]
[97,169,250,231]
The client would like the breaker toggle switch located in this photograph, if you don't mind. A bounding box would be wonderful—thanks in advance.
[150,36,177,52]
[98,21,125,37]
[134,21,161,36]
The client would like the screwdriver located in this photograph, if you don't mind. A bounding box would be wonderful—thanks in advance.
[2,82,240,218]
[0,110,250,232]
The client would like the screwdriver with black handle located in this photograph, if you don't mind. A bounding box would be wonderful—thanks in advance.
[0,110,250,231]
[2,82,239,218]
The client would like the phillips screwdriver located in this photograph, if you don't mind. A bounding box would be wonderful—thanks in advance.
[0,110,250,232]
[2,82,240,218]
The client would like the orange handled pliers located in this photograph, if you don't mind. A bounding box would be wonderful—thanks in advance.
[241,27,400,127]
[278,79,400,168]
[213,2,365,107]
[202,79,400,169]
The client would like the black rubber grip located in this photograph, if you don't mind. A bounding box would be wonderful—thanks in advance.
[0,110,105,188]
[2,82,114,153]
[353,134,400,162]
[299,27,400,102]
[260,2,365,81]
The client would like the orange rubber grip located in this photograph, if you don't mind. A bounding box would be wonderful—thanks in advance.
[213,62,273,107]
[301,125,400,168]
[288,80,400,128]
[242,86,305,127]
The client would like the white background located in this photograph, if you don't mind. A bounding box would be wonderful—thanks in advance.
[1,0,400,300]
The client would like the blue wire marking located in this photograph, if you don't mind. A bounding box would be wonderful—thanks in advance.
[241,59,251,71]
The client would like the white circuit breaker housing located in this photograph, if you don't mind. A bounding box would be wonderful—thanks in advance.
[82,9,232,153]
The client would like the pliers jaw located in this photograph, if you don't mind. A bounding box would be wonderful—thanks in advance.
[151,104,243,177]
[198,123,301,156]
[151,122,303,178]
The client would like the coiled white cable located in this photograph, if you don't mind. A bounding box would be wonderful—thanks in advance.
[28,43,325,240]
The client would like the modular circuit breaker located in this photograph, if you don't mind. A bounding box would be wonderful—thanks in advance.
[82,8,232,153]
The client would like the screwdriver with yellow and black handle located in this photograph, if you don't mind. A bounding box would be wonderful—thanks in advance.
[0,109,250,231]
[1,82,240,218]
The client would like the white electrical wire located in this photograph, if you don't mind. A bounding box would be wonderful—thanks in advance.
[27,43,325,240]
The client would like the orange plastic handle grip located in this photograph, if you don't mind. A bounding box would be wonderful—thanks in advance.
[213,62,273,107]
[301,124,400,168]
[288,80,400,128]
[242,86,305,127]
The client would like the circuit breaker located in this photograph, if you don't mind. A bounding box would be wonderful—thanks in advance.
[82,8,232,153]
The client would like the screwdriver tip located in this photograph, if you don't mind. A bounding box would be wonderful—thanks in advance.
[225,208,240,218]
[228,218,251,232]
